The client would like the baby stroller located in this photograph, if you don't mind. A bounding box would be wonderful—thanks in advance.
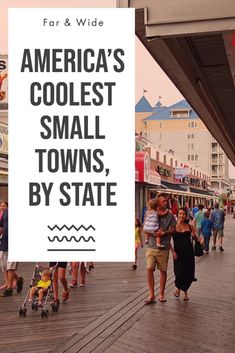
[19,262,59,318]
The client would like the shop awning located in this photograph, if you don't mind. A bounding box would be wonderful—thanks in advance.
[161,181,189,193]
[190,187,215,197]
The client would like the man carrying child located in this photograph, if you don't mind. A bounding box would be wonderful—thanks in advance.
[145,193,176,304]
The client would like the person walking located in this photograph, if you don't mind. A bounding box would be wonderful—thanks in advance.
[145,193,176,304]
[0,208,24,296]
[132,217,143,269]
[194,204,205,245]
[210,203,225,251]
[49,262,70,304]
[172,208,198,300]
[201,211,213,254]
[70,262,86,287]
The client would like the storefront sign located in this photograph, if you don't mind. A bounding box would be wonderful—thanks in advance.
[135,152,150,183]
[157,165,171,177]
[175,167,190,178]
[135,169,139,182]
[0,122,8,155]
[135,152,161,185]
[0,55,8,104]
[0,172,8,184]
[149,169,161,186]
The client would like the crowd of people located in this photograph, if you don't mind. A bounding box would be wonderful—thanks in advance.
[0,195,228,308]
[135,194,226,303]
[0,201,95,302]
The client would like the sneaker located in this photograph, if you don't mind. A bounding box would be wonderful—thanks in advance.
[62,289,70,302]
[79,282,85,287]
[219,246,224,251]
[1,288,13,297]
[212,246,216,250]
[69,281,77,288]
[16,276,24,293]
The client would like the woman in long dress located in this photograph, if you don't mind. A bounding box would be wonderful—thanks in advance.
[172,208,198,300]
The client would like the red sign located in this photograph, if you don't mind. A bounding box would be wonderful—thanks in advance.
[135,152,161,185]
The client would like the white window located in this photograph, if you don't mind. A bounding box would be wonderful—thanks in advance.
[171,110,189,118]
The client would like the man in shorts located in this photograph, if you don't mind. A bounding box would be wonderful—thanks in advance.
[210,203,225,251]
[145,193,176,304]
[0,209,24,296]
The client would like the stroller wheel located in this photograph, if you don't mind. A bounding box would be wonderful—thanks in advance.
[51,299,60,312]
[19,308,24,317]
[41,309,48,318]
[22,308,27,317]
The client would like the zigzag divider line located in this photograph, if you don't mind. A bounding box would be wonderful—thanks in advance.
[47,225,96,231]
[48,235,96,243]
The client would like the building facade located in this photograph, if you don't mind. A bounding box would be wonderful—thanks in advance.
[0,54,8,200]
[135,134,215,221]
[136,97,231,196]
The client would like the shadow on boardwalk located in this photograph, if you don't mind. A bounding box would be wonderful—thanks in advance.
[0,216,234,353]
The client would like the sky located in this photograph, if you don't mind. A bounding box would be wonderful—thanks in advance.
[0,0,234,177]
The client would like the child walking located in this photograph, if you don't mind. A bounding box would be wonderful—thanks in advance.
[133,217,143,269]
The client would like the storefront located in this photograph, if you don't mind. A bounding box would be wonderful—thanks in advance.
[0,170,8,200]
[0,121,8,200]
[135,151,161,221]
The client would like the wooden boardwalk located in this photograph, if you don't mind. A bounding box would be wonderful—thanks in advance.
[0,215,234,353]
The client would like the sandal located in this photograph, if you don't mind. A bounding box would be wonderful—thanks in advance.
[159,296,167,302]
[183,296,189,301]
[144,296,156,305]
[62,289,70,302]
[174,288,180,297]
